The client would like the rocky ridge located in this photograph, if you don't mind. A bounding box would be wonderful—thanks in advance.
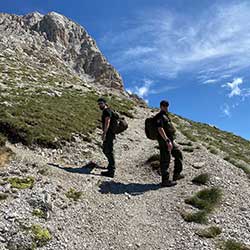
[0,11,123,91]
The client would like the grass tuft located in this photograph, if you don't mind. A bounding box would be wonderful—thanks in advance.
[192,173,210,185]
[185,187,222,212]
[6,176,35,189]
[65,188,83,201]
[182,211,208,224]
[196,226,222,238]
[221,240,250,250]
[31,224,52,247]
[208,146,219,155]
[32,208,46,219]
[183,187,222,224]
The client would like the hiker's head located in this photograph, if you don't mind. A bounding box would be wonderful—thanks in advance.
[160,100,169,112]
[97,98,107,110]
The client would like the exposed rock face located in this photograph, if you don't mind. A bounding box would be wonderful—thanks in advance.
[0,12,123,90]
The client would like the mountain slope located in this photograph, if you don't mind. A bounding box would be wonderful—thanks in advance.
[1,106,250,250]
[0,11,250,250]
[0,12,136,148]
[172,114,250,175]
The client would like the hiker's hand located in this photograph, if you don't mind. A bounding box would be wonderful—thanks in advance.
[102,133,106,141]
[166,140,173,152]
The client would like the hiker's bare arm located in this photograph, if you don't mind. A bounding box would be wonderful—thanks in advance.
[158,127,169,142]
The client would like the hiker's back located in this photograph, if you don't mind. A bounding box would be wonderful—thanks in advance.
[145,111,176,141]
[157,111,176,140]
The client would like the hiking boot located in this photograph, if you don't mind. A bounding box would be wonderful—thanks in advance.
[173,174,185,181]
[101,170,114,178]
[161,175,176,187]
[161,179,177,187]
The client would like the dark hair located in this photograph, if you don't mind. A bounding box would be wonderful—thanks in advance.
[97,97,107,104]
[160,100,169,107]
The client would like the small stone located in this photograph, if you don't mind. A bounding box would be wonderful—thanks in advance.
[0,235,6,243]
[240,207,248,211]
[192,162,206,169]
[124,192,131,199]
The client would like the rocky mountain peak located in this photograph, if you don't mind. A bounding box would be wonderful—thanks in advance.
[0,11,124,90]
[23,12,44,26]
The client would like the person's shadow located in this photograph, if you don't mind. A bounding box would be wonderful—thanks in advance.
[48,162,160,196]
[99,181,160,196]
[47,162,106,176]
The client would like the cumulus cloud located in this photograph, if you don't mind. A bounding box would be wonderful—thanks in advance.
[126,79,176,100]
[222,77,250,100]
[127,79,153,98]
[223,78,243,97]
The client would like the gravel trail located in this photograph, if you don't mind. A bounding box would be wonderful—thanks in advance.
[1,107,250,250]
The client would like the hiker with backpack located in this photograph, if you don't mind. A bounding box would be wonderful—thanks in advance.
[145,100,183,187]
[97,97,128,178]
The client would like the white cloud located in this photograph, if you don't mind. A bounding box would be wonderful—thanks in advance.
[129,79,153,98]
[126,79,176,100]
[123,46,156,57]
[221,104,231,117]
[203,79,218,84]
[223,77,243,97]
[136,85,150,97]
[126,89,132,95]
[101,2,250,82]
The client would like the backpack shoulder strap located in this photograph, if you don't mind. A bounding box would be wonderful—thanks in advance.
[111,109,120,119]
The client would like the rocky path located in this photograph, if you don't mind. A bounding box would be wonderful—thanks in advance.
[1,107,250,250]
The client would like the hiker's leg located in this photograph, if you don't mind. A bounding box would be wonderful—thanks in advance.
[102,134,115,171]
[158,139,171,179]
[171,146,183,176]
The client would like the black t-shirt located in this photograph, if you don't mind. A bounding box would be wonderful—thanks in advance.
[155,110,175,141]
[102,108,113,131]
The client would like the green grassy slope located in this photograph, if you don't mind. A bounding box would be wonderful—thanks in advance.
[0,53,134,148]
[171,114,250,176]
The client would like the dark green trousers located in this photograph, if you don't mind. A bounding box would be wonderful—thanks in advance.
[158,138,183,178]
[103,132,115,171]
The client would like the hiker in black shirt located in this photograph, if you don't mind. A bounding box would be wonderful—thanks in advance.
[97,98,116,178]
[156,100,184,187]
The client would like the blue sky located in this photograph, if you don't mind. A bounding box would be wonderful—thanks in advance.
[1,0,250,139]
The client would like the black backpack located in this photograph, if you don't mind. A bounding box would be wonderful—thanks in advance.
[145,116,158,140]
[145,113,176,140]
[110,110,128,134]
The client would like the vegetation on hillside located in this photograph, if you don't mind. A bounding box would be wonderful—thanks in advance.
[196,226,222,238]
[220,240,250,250]
[192,173,210,185]
[171,114,250,176]
[0,87,134,148]
[182,187,222,224]
[0,52,135,148]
